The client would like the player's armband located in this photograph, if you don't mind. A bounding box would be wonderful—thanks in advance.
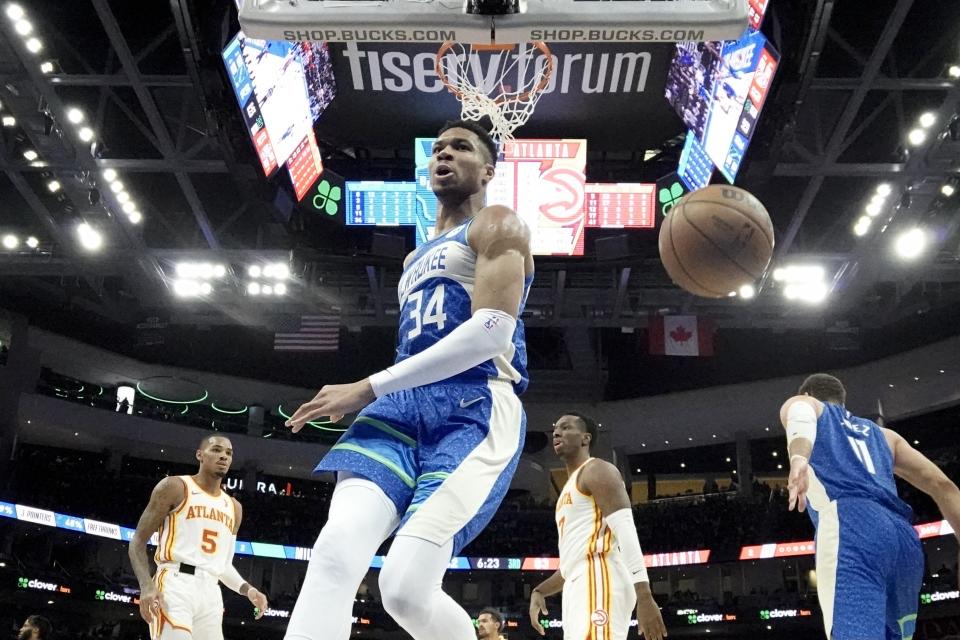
[786,401,817,449]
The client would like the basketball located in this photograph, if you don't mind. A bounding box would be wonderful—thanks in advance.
[658,185,775,298]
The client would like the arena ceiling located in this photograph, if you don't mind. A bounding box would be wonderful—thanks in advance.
[0,0,958,399]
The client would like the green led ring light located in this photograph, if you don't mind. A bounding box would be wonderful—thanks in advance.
[276,404,347,433]
[136,380,208,405]
[211,402,249,415]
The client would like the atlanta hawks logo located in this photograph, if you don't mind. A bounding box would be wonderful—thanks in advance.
[591,609,609,626]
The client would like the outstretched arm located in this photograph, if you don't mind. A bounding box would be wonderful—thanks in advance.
[219,499,268,619]
[582,461,667,640]
[780,395,823,512]
[285,206,532,430]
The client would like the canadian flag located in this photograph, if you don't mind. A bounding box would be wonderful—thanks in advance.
[649,315,715,357]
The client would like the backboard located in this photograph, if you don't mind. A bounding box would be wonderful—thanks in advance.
[239,0,749,45]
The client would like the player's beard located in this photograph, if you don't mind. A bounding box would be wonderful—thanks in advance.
[18,629,33,640]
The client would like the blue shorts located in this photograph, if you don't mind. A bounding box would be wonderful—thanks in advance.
[315,378,525,555]
[814,499,923,640]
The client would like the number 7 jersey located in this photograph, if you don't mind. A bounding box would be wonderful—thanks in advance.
[154,475,237,575]
[395,220,532,394]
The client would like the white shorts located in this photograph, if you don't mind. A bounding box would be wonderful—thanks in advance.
[562,558,636,640]
[151,564,224,640]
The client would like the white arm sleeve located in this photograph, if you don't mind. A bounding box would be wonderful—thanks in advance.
[218,534,248,595]
[604,508,649,584]
[786,401,818,454]
[369,308,516,397]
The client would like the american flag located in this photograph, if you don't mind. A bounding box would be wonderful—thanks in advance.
[273,314,340,352]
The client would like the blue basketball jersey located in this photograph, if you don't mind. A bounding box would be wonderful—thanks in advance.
[805,403,913,528]
[394,220,532,394]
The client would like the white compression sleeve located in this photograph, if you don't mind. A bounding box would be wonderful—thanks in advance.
[604,508,649,584]
[220,563,246,594]
[369,308,516,397]
[786,401,817,455]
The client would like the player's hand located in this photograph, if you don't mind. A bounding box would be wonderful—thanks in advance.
[285,379,375,432]
[787,455,810,512]
[636,591,667,639]
[138,583,164,625]
[529,589,547,636]
[247,587,268,620]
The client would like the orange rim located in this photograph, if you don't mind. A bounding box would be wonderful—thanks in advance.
[435,41,554,104]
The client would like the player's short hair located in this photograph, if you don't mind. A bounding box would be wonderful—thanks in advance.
[478,607,503,627]
[198,432,231,451]
[438,119,498,166]
[564,411,599,451]
[798,373,846,405]
[26,615,52,639]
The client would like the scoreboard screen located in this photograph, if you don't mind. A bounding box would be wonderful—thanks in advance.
[344,182,419,226]
[583,183,656,228]
[678,133,714,191]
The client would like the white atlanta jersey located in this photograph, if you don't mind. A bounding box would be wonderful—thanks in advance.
[154,475,237,576]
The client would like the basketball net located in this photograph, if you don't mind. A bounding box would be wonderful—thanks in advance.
[435,41,554,143]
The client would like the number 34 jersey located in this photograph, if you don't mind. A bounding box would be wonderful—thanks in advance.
[394,220,532,394]
[154,475,237,575]
[804,403,913,527]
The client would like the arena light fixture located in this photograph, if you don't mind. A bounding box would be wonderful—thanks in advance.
[115,191,130,204]
[199,282,212,295]
[46,180,60,193]
[1,115,14,127]
[738,284,755,299]
[270,262,290,280]
[865,201,882,217]
[76,223,102,251]
[173,279,200,297]
[13,18,30,35]
[247,282,261,295]
[274,282,287,296]
[109,181,124,193]
[5,4,25,21]
[22,149,37,161]
[77,126,94,142]
[25,236,38,249]
[941,183,956,197]
[918,112,936,128]
[853,217,871,236]
[127,210,142,224]
[66,107,84,124]
[121,201,136,214]
[248,264,262,278]
[876,183,892,197]
[894,227,926,260]
[39,60,53,73]
[950,65,960,79]
[101,168,117,182]
[213,264,227,279]
[2,234,18,250]
[262,284,274,295]
[24,37,41,54]
[907,128,926,146]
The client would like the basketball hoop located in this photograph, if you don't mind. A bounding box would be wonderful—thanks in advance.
[435,41,554,143]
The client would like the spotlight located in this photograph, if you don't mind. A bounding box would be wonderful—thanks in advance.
[1,115,14,127]
[39,60,53,73]
[248,265,262,278]
[262,284,274,295]
[77,126,94,142]
[213,264,226,279]
[5,4,25,21]
[175,262,195,278]
[784,281,828,304]
[116,191,130,204]
[25,37,41,54]
[66,107,84,124]
[865,201,883,217]
[197,263,213,279]
[853,217,871,236]
[275,282,287,296]
[76,223,102,251]
[127,210,142,224]
[25,236,38,248]
[22,149,37,161]
[271,263,290,280]
[46,179,60,192]
[122,201,135,214]
[262,264,274,278]
[109,181,124,193]
[13,18,31,35]
[101,168,117,182]
[950,65,960,79]
[941,184,956,197]
[907,128,926,146]
[247,282,261,295]
[876,183,892,197]
[199,282,212,295]
[918,112,936,128]
[738,284,755,299]
[2,234,18,249]
[894,228,926,260]
[173,279,200,297]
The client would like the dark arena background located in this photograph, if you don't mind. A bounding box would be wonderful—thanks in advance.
[1,0,960,638]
